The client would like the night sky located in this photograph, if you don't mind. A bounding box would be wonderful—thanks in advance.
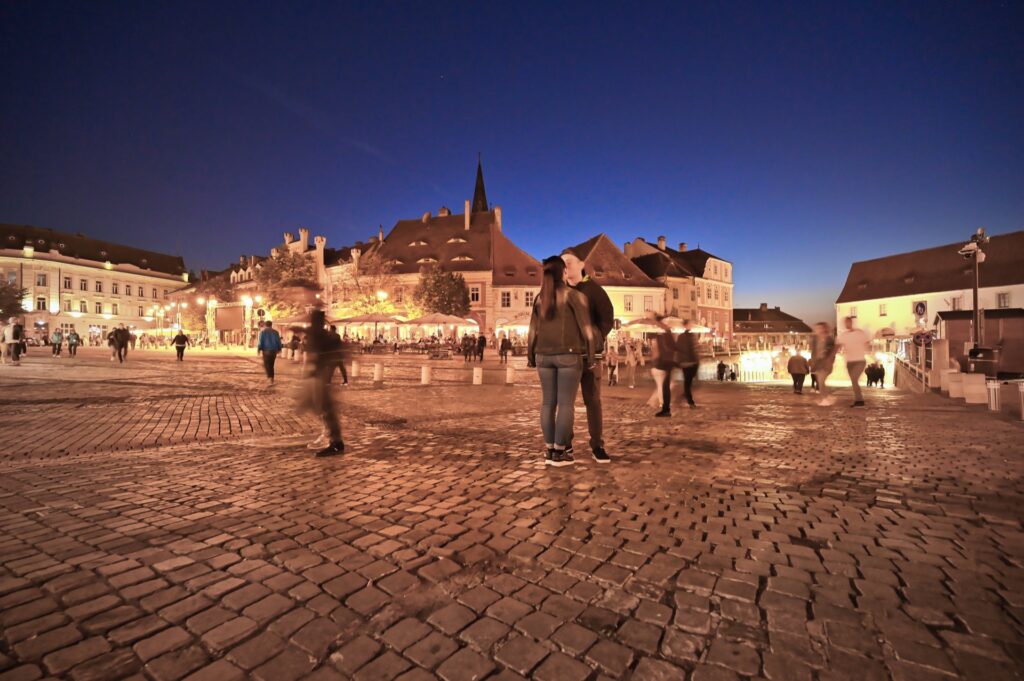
[2,1,1022,324]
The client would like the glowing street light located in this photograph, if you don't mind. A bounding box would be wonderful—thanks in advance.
[255,294,263,304]
[241,295,254,306]
[196,297,206,305]
[376,290,388,302]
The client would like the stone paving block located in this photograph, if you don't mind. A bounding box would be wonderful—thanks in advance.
[41,636,110,676]
[532,651,591,681]
[144,644,209,681]
[427,603,476,635]
[494,634,548,675]
[290,617,343,659]
[12,624,83,660]
[66,647,140,681]
[436,647,494,681]
[133,626,192,663]
[329,635,381,676]
[458,617,510,653]
[251,645,316,681]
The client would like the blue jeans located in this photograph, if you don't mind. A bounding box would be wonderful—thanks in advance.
[537,353,583,448]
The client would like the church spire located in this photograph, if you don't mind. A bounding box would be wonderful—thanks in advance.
[471,154,489,213]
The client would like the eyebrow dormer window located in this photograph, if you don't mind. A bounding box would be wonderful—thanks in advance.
[451,256,473,262]
[409,240,428,246]
[390,259,404,265]
[417,257,438,264]
[447,237,467,244]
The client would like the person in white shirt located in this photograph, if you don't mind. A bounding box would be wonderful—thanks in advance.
[836,316,870,407]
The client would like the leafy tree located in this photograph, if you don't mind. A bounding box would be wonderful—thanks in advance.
[413,267,471,317]
[0,282,27,319]
[180,275,235,331]
[255,250,321,317]
[331,251,423,318]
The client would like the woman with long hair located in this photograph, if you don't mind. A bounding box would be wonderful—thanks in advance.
[527,256,597,466]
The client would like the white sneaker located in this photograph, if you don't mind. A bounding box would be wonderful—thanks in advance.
[307,435,328,450]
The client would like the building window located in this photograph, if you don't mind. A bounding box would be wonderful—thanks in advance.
[95,281,103,293]
[112,304,119,315]
[672,288,679,300]
[524,291,535,307]
[394,288,404,304]
[643,296,653,312]
[849,306,857,318]
[80,279,87,291]
[714,287,719,301]
[95,302,103,314]
[690,290,695,301]
[36,273,47,286]
[501,291,511,308]
[63,299,72,312]
[997,292,1010,308]
[163,289,168,297]
[950,297,962,311]
[79,301,87,313]
[112,283,119,295]
[152,288,157,298]
[6,271,16,285]
[138,306,144,317]
[879,303,887,317]
[470,286,480,303]
[63,276,72,289]
[724,290,730,304]
[624,295,633,312]
[35,296,46,311]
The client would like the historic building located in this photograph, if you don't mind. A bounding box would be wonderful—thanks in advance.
[0,223,189,341]
[835,230,1024,339]
[626,237,734,341]
[562,234,665,326]
[364,160,541,334]
[733,303,813,350]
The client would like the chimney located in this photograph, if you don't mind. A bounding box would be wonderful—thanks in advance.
[351,247,361,271]
[623,242,632,257]
[494,206,502,232]
[759,303,768,311]
[678,242,687,251]
[421,211,431,223]
[378,225,384,242]
[298,227,309,251]
[464,200,471,230]
[239,255,245,265]
[657,236,666,250]
[438,206,451,217]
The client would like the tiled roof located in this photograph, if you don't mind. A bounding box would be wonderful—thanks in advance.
[565,234,663,288]
[733,306,813,334]
[630,239,729,279]
[372,210,540,285]
[836,230,1024,304]
[631,251,696,279]
[0,223,186,276]
[936,307,1024,321]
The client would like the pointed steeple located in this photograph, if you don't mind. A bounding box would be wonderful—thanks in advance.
[471,154,489,213]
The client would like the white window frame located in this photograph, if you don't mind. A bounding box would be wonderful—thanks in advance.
[500,291,511,308]
[624,295,633,312]
[470,286,480,303]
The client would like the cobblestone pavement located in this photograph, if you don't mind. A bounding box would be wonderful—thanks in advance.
[1,350,1022,681]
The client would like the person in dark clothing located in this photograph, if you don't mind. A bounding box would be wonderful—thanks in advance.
[650,316,678,416]
[329,325,349,385]
[109,324,131,363]
[462,335,473,362]
[258,321,283,385]
[499,336,512,363]
[561,248,615,463]
[476,334,486,362]
[172,331,190,361]
[787,352,810,394]
[717,360,727,381]
[306,310,344,457]
[673,320,700,408]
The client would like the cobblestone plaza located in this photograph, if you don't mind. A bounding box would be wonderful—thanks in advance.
[1,349,1022,680]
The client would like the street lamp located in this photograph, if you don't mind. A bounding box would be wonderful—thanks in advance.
[959,227,989,349]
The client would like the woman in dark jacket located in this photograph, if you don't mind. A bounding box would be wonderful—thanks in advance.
[527,256,597,466]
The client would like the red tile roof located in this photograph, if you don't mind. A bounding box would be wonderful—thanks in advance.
[564,234,663,288]
[836,230,1024,304]
[734,306,812,333]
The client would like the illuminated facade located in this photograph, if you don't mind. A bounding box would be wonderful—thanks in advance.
[0,223,189,340]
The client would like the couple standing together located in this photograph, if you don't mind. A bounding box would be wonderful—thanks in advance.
[527,249,614,467]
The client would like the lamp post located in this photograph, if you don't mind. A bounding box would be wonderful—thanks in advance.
[959,227,989,349]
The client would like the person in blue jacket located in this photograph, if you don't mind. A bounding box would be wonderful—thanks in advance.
[257,321,283,386]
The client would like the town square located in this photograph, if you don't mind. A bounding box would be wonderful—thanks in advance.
[2,2,1023,680]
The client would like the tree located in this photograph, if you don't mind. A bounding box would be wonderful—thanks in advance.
[332,252,423,319]
[180,275,235,331]
[413,267,471,316]
[0,282,27,319]
[255,250,321,318]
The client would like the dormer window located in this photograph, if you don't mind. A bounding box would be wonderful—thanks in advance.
[447,237,467,244]
[593,268,604,277]
[623,272,632,279]
[857,283,867,290]
[389,259,404,265]
[99,250,107,256]
[452,255,474,262]
[417,257,438,264]
[409,240,428,246]
[903,275,915,283]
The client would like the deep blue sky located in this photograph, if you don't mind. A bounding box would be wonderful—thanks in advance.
[2,1,1022,323]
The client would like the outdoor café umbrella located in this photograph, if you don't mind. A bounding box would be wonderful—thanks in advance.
[334,312,405,338]
[404,313,478,338]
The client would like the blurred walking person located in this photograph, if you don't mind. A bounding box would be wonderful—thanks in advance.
[649,315,677,416]
[787,351,810,394]
[306,310,345,457]
[476,333,486,362]
[810,323,837,406]
[624,340,640,388]
[605,343,619,386]
[109,324,131,363]
[50,328,64,357]
[499,335,512,363]
[329,325,349,385]
[836,316,869,407]
[172,330,190,361]
[673,319,700,409]
[257,320,283,386]
[3,317,23,365]
[66,327,80,357]
[527,256,597,467]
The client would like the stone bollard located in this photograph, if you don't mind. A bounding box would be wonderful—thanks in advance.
[1018,382,1024,421]
[421,365,431,385]
[472,367,483,385]
[986,381,1001,412]
[373,363,384,387]
[505,366,515,385]
[351,359,360,378]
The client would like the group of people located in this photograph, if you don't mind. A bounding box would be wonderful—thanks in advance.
[779,317,873,406]
[460,333,488,362]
